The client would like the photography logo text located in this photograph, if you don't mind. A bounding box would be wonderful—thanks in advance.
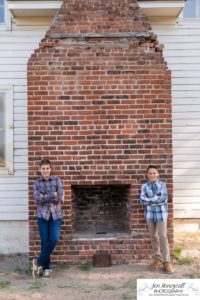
[137,279,200,300]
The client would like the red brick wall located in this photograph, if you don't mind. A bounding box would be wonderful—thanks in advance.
[46,0,151,35]
[28,0,173,264]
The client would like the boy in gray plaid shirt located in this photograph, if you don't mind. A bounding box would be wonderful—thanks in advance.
[32,159,64,279]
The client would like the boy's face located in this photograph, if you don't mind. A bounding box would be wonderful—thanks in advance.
[147,168,159,183]
[40,164,51,180]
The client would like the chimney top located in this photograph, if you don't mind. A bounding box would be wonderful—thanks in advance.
[46,0,151,38]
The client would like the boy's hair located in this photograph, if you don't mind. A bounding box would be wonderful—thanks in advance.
[40,159,51,167]
[147,165,158,172]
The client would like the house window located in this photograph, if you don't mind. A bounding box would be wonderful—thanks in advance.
[0,0,11,30]
[0,94,5,167]
[0,86,13,175]
[0,0,5,23]
[183,0,200,18]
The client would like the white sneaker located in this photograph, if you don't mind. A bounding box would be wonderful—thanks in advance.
[43,269,52,279]
[32,258,43,279]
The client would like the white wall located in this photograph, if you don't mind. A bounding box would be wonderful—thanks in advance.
[0,221,28,254]
[0,20,48,253]
[151,18,200,219]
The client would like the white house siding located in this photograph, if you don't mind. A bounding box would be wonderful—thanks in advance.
[0,23,47,254]
[151,18,200,219]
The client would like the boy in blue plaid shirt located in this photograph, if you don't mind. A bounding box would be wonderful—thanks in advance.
[140,165,174,273]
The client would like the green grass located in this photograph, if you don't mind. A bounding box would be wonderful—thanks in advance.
[13,264,23,273]
[172,246,194,265]
[123,279,137,290]
[78,262,90,271]
[172,246,183,260]
[122,291,136,300]
[0,280,11,289]
[55,262,70,271]
[27,279,47,290]
[176,256,194,265]
[5,263,31,276]
[57,283,93,293]
[57,283,79,289]
[24,267,32,275]
[98,283,117,291]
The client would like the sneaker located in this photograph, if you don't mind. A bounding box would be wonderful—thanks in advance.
[43,269,52,279]
[164,262,174,274]
[32,258,43,279]
[151,259,163,271]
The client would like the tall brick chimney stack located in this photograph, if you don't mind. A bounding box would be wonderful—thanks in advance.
[45,0,151,35]
[28,0,173,264]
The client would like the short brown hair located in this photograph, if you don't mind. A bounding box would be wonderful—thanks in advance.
[40,159,51,167]
[147,165,158,172]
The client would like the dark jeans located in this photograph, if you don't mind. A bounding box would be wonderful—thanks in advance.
[37,215,61,270]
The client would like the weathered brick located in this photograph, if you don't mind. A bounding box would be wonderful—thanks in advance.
[28,0,173,265]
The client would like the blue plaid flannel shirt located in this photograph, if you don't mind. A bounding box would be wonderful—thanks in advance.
[34,175,64,221]
[140,179,168,222]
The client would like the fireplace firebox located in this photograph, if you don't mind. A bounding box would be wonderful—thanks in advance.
[72,185,130,238]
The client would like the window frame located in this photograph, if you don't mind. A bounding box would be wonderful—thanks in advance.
[0,85,14,175]
[0,0,11,31]
[183,0,200,19]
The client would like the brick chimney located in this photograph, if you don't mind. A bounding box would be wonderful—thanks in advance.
[28,0,173,264]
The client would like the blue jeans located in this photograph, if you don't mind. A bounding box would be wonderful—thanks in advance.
[37,215,61,270]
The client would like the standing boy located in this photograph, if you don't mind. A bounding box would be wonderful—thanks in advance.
[140,165,174,273]
[32,159,64,278]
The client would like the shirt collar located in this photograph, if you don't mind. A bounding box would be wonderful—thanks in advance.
[148,179,159,185]
[41,175,53,181]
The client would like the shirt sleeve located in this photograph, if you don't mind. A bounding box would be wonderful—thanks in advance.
[151,182,168,206]
[34,180,54,204]
[140,182,164,206]
[52,177,64,203]
[140,183,154,206]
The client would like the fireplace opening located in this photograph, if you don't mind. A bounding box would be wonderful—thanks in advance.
[72,185,130,238]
